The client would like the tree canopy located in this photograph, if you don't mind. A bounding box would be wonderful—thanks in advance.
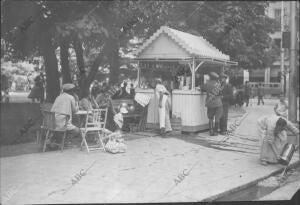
[166,1,279,70]
[1,0,279,101]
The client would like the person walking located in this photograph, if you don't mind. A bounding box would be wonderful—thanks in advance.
[257,84,264,105]
[202,72,223,136]
[28,74,44,103]
[219,73,233,134]
[257,115,299,165]
[244,81,251,107]
[155,77,172,136]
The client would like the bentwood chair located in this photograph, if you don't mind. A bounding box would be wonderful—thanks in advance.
[41,110,69,152]
[80,108,108,153]
[37,103,53,144]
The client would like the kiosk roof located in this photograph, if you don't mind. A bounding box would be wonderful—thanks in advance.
[135,26,230,61]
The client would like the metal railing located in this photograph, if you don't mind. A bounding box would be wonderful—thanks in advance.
[248,82,282,96]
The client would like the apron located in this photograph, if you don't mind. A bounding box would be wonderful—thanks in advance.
[156,92,172,131]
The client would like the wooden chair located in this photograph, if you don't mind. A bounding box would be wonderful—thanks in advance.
[37,103,53,144]
[41,110,69,152]
[80,108,108,153]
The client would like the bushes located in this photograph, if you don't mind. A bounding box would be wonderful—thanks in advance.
[0,103,41,145]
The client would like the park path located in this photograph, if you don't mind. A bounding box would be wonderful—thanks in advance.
[1,99,299,204]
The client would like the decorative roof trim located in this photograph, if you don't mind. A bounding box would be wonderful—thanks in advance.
[134,26,230,61]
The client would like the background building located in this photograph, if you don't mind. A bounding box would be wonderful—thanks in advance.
[233,1,299,96]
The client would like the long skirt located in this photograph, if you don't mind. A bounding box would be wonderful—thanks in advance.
[104,105,117,132]
[158,95,172,131]
[260,134,286,163]
[28,86,41,99]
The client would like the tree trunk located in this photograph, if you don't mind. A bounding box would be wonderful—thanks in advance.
[73,37,107,98]
[42,34,60,103]
[108,39,120,85]
[60,38,72,84]
[73,37,88,98]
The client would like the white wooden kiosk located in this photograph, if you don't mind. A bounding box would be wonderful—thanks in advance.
[134,26,237,132]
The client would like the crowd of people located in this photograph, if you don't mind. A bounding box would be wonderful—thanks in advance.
[200,72,299,167]
[47,80,137,151]
[33,72,299,163]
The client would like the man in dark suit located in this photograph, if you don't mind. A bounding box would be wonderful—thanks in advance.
[244,81,251,106]
[220,73,233,134]
[257,84,265,105]
[202,72,223,136]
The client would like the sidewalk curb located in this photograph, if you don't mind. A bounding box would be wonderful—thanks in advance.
[201,160,300,202]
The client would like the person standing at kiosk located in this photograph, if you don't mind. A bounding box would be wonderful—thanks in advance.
[155,78,172,136]
[220,73,233,134]
[202,72,223,136]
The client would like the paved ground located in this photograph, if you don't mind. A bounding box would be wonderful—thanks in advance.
[259,167,300,200]
[0,99,299,204]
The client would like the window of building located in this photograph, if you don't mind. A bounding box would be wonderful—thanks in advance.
[274,39,281,48]
[274,8,281,18]
[274,8,281,31]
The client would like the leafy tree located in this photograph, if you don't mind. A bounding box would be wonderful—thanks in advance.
[166,1,279,70]
[48,0,174,96]
[2,0,61,102]
[2,0,279,102]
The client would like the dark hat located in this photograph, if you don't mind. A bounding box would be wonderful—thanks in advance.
[209,72,219,79]
[62,83,75,91]
[155,77,162,83]
[220,73,228,78]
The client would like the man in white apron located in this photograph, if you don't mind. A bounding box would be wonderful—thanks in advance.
[155,78,172,136]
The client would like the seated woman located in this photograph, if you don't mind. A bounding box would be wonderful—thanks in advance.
[79,90,99,111]
[103,104,128,153]
[79,90,99,124]
[274,94,288,119]
[257,116,299,165]
[95,89,117,131]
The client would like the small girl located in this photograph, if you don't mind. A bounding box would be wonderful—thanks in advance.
[274,94,288,119]
[103,104,128,153]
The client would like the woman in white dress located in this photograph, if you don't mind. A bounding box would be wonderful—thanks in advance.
[155,78,172,136]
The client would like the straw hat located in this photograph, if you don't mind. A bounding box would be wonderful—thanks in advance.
[62,83,75,91]
[209,72,219,79]
[119,103,128,114]
[155,77,162,83]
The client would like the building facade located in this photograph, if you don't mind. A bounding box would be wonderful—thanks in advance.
[235,1,299,93]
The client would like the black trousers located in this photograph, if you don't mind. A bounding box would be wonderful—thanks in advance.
[244,95,250,106]
[257,96,264,105]
[220,103,229,132]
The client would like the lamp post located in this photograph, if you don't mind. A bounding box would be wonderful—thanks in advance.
[288,1,297,123]
[280,1,285,96]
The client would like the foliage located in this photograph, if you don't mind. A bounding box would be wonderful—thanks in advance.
[167,1,279,70]
[1,0,280,98]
